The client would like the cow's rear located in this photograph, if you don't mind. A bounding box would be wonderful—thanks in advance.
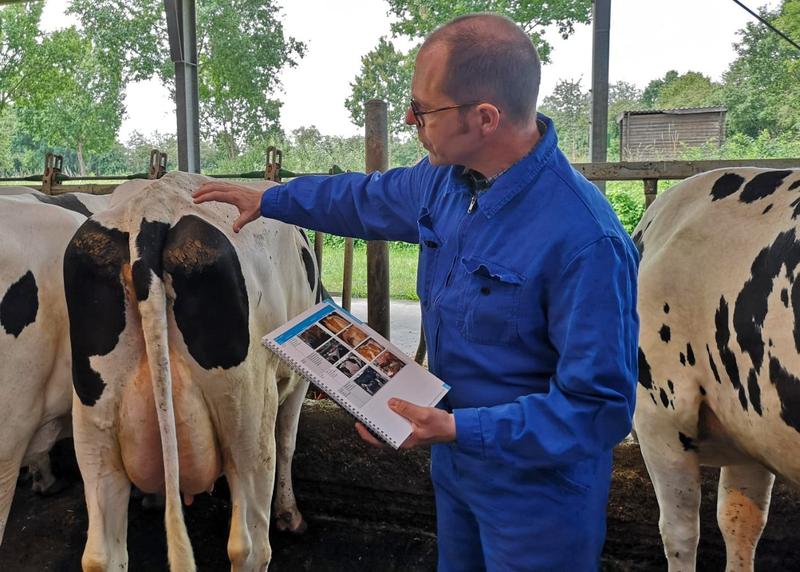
[64,172,318,571]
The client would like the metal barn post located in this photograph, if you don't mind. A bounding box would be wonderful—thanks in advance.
[364,100,390,339]
[165,0,200,172]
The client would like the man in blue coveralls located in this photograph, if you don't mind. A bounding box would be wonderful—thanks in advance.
[194,12,639,571]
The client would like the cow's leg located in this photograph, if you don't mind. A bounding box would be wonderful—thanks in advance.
[717,464,774,572]
[638,428,702,571]
[225,386,279,572]
[28,451,61,495]
[74,409,131,572]
[273,374,308,534]
[0,444,28,545]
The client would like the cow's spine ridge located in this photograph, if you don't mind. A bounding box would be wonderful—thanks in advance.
[137,272,196,572]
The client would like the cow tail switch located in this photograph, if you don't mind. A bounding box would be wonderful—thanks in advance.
[136,269,197,571]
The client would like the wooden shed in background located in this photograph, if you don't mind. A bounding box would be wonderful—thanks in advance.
[617,107,726,161]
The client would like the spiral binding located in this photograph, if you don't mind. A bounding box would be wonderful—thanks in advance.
[266,340,397,448]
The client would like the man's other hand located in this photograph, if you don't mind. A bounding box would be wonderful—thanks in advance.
[355,398,456,449]
[193,181,265,233]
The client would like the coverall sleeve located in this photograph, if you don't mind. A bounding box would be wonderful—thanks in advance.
[452,235,639,468]
[260,164,426,243]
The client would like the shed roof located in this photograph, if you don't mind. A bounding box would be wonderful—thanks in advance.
[616,106,727,123]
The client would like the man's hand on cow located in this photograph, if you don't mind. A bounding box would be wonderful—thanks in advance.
[192,182,264,233]
[355,398,456,449]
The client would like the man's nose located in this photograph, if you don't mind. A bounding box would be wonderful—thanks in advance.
[405,105,417,126]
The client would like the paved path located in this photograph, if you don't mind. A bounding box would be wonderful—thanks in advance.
[332,297,422,358]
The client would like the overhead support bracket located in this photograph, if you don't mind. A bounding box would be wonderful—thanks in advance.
[164,0,200,173]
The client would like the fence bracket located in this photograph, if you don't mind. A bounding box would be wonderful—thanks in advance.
[42,152,63,195]
[265,146,283,182]
[148,149,168,179]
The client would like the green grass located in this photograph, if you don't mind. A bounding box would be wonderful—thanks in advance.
[318,243,419,301]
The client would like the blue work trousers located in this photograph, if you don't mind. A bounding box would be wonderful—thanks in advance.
[431,443,611,571]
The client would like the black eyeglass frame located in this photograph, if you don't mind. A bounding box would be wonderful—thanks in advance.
[409,98,485,127]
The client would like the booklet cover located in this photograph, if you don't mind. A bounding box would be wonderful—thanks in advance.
[262,300,450,449]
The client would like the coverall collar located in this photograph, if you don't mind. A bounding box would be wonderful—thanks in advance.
[447,113,559,219]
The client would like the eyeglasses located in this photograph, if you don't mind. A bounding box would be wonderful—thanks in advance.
[408,98,482,127]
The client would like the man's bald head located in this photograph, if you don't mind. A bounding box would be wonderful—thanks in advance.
[420,13,541,126]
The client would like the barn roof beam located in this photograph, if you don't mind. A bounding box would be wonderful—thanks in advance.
[164,0,200,173]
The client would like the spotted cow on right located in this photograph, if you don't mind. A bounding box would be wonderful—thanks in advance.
[633,167,800,571]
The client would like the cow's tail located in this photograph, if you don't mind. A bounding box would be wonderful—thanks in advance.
[136,267,196,571]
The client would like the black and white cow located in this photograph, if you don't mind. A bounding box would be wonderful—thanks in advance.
[0,185,125,543]
[633,167,800,571]
[63,171,320,571]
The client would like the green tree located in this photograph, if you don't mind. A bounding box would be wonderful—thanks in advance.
[347,1,593,133]
[539,78,590,161]
[0,3,43,113]
[69,0,305,161]
[722,1,800,138]
[15,28,124,176]
[385,0,593,63]
[346,38,416,135]
[641,70,678,108]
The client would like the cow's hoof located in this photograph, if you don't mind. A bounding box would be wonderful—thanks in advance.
[275,512,307,534]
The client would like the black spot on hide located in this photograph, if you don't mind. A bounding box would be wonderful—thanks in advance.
[667,380,674,394]
[762,204,773,215]
[638,348,653,390]
[300,247,316,293]
[715,297,743,395]
[632,229,644,260]
[782,288,789,307]
[699,386,707,396]
[650,394,657,405]
[710,173,745,201]
[769,357,800,433]
[0,271,38,337]
[686,343,695,366]
[706,344,722,384]
[740,170,792,203]
[34,193,92,217]
[734,229,800,374]
[747,369,762,415]
[789,180,800,191]
[297,227,311,246]
[132,219,171,301]
[678,432,698,451]
[663,303,670,314]
[163,215,249,370]
[64,220,130,406]
[659,325,671,343]
[659,388,669,407]
[679,353,686,366]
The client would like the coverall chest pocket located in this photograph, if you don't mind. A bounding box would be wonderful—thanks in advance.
[458,257,524,345]
[416,211,441,306]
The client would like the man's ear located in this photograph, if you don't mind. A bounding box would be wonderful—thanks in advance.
[476,103,501,135]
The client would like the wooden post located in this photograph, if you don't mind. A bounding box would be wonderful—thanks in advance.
[342,237,354,311]
[644,178,658,210]
[314,231,324,274]
[365,100,390,339]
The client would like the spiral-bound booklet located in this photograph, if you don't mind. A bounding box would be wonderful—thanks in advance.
[262,300,450,449]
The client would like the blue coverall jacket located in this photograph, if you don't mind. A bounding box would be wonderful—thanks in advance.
[262,114,639,571]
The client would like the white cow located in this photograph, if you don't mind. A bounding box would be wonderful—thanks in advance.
[0,182,150,544]
[0,192,97,542]
[63,171,319,571]
[633,167,800,571]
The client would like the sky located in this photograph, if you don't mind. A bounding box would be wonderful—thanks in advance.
[38,0,784,141]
